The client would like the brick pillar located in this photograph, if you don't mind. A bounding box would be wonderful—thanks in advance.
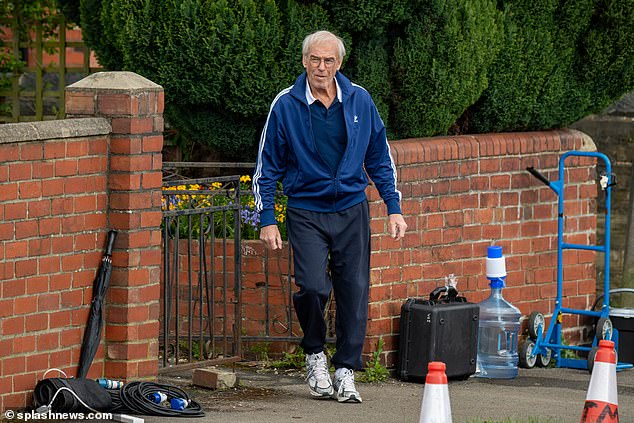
[65,71,163,380]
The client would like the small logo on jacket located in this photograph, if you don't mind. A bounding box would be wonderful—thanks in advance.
[354,115,358,123]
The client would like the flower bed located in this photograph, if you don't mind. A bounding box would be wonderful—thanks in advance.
[161,175,288,240]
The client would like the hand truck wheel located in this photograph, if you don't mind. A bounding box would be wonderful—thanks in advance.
[527,311,545,340]
[587,345,599,373]
[537,347,552,368]
[519,340,537,369]
[595,317,613,341]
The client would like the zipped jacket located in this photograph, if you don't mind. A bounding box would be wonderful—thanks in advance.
[253,71,402,227]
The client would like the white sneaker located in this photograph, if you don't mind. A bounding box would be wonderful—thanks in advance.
[332,368,362,403]
[305,352,333,398]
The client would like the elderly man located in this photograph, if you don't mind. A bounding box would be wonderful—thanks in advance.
[253,30,406,403]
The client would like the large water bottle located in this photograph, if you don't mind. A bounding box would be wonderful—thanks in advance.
[475,246,521,379]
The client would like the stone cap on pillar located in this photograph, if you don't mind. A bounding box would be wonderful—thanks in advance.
[67,71,163,94]
[65,71,164,119]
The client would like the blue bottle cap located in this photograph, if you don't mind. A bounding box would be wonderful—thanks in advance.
[487,246,503,259]
[489,277,505,288]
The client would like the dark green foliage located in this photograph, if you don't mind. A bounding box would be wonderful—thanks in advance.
[78,0,334,157]
[469,0,634,133]
[391,0,502,137]
[277,0,331,83]
[71,0,634,158]
[327,0,410,35]
[78,0,124,69]
[345,36,391,132]
[323,0,409,135]
[104,0,285,116]
[1,1,60,116]
[576,0,634,117]
[165,105,260,161]
[55,0,81,24]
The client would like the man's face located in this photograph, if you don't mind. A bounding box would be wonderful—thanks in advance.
[302,40,341,93]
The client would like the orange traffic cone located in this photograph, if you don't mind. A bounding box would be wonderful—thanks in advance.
[580,340,619,423]
[419,361,452,423]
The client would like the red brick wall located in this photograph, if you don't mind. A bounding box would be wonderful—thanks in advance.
[0,72,164,412]
[367,130,598,367]
[177,129,599,368]
[65,73,164,382]
[0,128,110,410]
[241,241,295,339]
[160,239,239,340]
[0,78,597,410]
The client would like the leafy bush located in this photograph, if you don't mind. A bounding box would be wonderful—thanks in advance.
[345,35,392,132]
[64,0,633,157]
[469,0,634,133]
[76,0,326,157]
[575,0,634,119]
[164,105,261,161]
[277,0,331,84]
[391,0,502,137]
[80,0,123,69]
[328,0,410,36]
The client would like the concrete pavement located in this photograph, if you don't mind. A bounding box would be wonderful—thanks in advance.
[141,364,634,423]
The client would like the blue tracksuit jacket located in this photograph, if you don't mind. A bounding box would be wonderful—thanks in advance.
[253,71,402,227]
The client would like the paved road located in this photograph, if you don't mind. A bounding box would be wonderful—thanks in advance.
[140,365,634,423]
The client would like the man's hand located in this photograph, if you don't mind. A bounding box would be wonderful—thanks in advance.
[260,224,283,250]
[389,214,407,241]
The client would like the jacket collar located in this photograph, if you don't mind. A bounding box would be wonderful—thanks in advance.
[290,71,352,104]
[305,77,342,105]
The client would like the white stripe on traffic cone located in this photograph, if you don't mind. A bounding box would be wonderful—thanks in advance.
[580,340,619,423]
[419,361,452,423]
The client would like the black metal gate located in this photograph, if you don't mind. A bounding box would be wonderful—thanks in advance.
[160,168,334,369]
[160,176,242,372]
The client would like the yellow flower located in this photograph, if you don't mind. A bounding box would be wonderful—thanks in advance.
[211,182,223,189]
[240,175,251,183]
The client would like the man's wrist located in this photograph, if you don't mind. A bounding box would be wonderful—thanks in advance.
[385,199,401,215]
[259,209,277,227]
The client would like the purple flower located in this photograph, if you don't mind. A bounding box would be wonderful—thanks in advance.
[240,206,260,229]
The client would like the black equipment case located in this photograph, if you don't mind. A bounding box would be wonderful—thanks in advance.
[397,286,479,381]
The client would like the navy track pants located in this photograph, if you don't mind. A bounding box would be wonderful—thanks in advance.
[286,201,370,370]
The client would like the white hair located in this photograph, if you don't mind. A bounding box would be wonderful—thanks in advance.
[302,30,346,61]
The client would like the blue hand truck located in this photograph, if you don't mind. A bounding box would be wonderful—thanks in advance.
[522,150,633,372]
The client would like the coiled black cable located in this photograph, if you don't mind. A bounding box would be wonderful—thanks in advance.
[107,389,124,413]
[108,381,205,417]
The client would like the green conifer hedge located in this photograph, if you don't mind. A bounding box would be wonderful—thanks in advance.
[58,0,633,159]
[469,0,634,133]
